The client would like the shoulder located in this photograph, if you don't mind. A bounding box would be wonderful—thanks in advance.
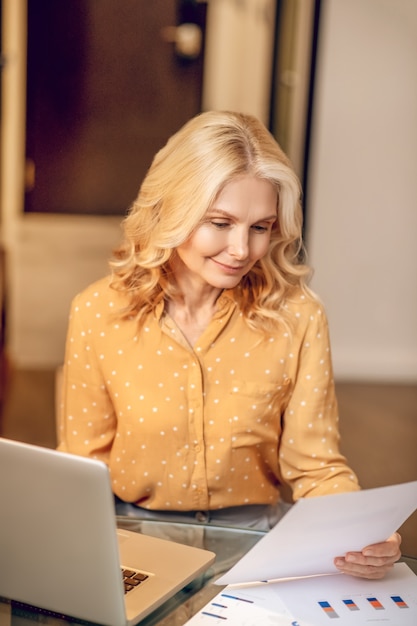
[67,276,142,346]
[281,287,331,338]
[283,286,326,316]
[70,275,129,318]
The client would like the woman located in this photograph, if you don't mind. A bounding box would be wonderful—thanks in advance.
[59,110,401,578]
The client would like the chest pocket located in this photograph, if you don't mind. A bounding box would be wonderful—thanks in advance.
[228,379,292,448]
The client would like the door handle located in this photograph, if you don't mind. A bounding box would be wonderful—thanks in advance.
[161,22,203,60]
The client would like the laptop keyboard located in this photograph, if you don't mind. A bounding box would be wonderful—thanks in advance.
[121,568,150,594]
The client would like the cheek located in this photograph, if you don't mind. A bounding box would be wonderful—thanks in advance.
[188,227,225,255]
[251,235,271,260]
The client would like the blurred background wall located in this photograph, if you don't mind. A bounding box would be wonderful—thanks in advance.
[307,0,417,381]
[1,0,416,383]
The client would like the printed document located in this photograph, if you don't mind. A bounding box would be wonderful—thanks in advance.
[216,481,417,585]
[185,563,417,625]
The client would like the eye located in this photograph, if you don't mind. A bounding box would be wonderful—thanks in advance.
[251,224,270,233]
[210,220,230,229]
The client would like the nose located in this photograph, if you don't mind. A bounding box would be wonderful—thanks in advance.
[228,227,249,260]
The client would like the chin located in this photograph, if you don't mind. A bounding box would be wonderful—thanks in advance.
[211,277,242,289]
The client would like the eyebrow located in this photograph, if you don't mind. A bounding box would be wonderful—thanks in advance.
[206,208,277,222]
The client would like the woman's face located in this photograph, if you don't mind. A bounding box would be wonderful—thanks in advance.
[174,175,277,291]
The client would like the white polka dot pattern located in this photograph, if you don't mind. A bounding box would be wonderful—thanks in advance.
[58,276,359,510]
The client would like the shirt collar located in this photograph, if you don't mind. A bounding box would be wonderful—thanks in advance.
[154,289,237,322]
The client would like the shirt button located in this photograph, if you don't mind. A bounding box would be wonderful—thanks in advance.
[195,511,209,523]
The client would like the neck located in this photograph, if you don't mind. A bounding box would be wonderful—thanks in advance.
[166,288,223,346]
[170,258,223,315]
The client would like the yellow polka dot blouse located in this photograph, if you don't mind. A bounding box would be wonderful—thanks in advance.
[58,276,359,510]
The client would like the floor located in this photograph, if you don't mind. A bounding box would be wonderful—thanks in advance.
[1,368,416,556]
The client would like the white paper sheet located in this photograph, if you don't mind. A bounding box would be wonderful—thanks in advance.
[270,562,417,626]
[185,564,417,626]
[216,481,417,585]
[183,584,312,625]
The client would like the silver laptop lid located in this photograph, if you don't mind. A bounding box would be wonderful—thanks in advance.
[0,437,126,625]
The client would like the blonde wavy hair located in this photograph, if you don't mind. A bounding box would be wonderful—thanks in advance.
[110,110,312,333]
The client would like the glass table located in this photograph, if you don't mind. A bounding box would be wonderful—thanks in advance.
[1,517,416,626]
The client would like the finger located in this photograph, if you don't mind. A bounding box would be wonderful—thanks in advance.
[334,547,399,577]
[337,548,400,569]
[334,557,394,579]
[333,532,402,580]
[334,556,395,579]
[362,532,402,558]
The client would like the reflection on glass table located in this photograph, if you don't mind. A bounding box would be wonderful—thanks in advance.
[1,517,416,626]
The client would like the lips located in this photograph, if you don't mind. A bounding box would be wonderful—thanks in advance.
[211,259,246,272]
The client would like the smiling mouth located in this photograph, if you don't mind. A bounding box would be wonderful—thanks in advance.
[211,259,246,272]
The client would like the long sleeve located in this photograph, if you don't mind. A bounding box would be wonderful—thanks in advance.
[58,287,118,463]
[278,300,360,498]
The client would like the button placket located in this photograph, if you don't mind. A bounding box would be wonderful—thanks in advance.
[188,354,209,509]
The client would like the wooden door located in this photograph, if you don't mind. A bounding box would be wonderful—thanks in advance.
[24,0,206,215]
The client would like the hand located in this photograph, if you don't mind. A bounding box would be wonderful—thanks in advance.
[334,532,402,579]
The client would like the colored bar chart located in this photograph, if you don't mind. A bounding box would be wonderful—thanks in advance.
[367,596,385,610]
[316,591,413,619]
[318,601,339,618]
[342,599,359,611]
[391,595,409,608]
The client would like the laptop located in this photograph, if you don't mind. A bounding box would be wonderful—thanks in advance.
[0,437,215,626]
